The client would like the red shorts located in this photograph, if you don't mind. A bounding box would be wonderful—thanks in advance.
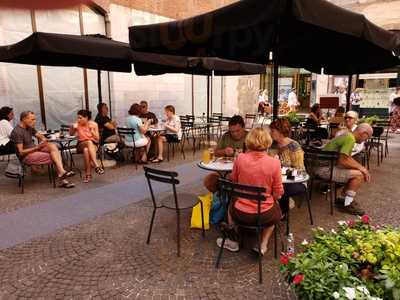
[23,149,52,165]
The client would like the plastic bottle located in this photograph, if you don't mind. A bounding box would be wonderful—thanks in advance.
[287,233,295,255]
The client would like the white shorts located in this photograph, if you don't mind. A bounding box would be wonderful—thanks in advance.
[125,137,148,148]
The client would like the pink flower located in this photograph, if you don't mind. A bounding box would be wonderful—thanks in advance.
[293,274,304,285]
[361,215,370,224]
[280,255,289,265]
[347,219,356,227]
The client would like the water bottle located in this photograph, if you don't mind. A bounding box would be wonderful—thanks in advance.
[287,233,295,255]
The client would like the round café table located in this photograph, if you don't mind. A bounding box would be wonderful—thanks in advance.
[197,159,233,178]
[197,160,310,183]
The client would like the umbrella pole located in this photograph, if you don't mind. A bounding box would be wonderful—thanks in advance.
[346,74,353,111]
[191,75,195,116]
[272,61,279,120]
[97,69,103,104]
[211,71,214,116]
[207,75,210,122]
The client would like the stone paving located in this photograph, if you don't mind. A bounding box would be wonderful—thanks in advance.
[0,135,399,299]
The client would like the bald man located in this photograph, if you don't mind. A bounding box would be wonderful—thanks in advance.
[316,123,373,215]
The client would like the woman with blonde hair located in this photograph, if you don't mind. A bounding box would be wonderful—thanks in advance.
[216,128,284,255]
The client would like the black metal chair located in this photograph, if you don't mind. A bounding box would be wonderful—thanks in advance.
[284,178,314,236]
[9,146,56,194]
[375,120,390,158]
[117,127,147,169]
[215,178,282,284]
[245,114,257,129]
[144,167,205,257]
[59,124,82,177]
[303,147,340,215]
[367,126,384,166]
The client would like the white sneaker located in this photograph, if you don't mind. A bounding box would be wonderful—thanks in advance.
[216,237,239,252]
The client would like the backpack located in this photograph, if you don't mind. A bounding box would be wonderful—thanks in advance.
[104,143,124,162]
[5,160,23,178]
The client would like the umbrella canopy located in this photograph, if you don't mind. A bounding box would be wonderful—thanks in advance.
[132,53,266,76]
[0,32,133,72]
[129,0,400,75]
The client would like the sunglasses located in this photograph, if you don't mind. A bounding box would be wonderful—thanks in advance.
[344,116,354,120]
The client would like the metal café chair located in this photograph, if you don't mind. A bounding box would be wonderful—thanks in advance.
[303,147,339,215]
[117,127,146,169]
[367,126,384,166]
[215,178,282,284]
[144,167,205,257]
[245,113,257,129]
[375,120,390,158]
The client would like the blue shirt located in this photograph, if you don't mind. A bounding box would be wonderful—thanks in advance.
[125,116,143,143]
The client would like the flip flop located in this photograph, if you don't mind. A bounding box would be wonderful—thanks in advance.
[59,170,75,180]
[151,158,163,163]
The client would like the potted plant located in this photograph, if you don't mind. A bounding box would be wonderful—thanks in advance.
[280,216,400,300]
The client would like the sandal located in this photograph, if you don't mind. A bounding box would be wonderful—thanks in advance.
[59,179,75,188]
[95,167,105,175]
[151,158,164,163]
[83,174,92,183]
[251,246,267,256]
[59,170,76,180]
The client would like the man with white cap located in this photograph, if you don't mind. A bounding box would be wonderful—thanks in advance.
[317,123,373,215]
[336,111,364,156]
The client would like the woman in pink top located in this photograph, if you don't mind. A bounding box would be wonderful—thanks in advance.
[70,109,104,183]
[217,128,284,255]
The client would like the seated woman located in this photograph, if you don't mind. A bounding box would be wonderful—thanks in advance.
[70,109,104,183]
[270,119,305,217]
[216,128,284,255]
[125,103,151,163]
[306,103,328,145]
[152,105,182,163]
[0,106,15,155]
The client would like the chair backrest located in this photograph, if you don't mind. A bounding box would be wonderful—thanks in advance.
[208,116,221,124]
[60,124,70,132]
[218,178,266,226]
[372,126,384,138]
[375,120,390,138]
[245,114,256,128]
[303,146,339,180]
[144,166,180,208]
[117,127,136,145]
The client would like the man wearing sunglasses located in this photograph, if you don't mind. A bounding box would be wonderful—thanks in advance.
[317,123,373,216]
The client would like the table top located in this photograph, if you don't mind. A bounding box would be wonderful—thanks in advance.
[197,159,233,173]
[148,127,166,132]
[197,160,309,183]
[48,134,76,142]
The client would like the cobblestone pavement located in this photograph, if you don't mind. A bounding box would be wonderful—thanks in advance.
[0,135,399,299]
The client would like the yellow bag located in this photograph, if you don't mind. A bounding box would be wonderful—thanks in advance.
[190,193,212,230]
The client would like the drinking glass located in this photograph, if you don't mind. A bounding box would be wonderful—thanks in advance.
[202,149,210,164]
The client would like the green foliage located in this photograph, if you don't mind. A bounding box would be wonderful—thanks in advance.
[358,115,381,125]
[284,111,300,124]
[280,218,400,300]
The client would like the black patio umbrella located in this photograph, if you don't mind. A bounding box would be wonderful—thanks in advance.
[132,54,266,118]
[129,0,400,74]
[0,31,133,72]
[0,32,136,126]
[130,0,400,118]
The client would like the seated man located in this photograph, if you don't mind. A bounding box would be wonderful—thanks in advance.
[10,111,75,188]
[215,115,248,157]
[95,103,120,144]
[316,123,373,215]
[139,100,158,125]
